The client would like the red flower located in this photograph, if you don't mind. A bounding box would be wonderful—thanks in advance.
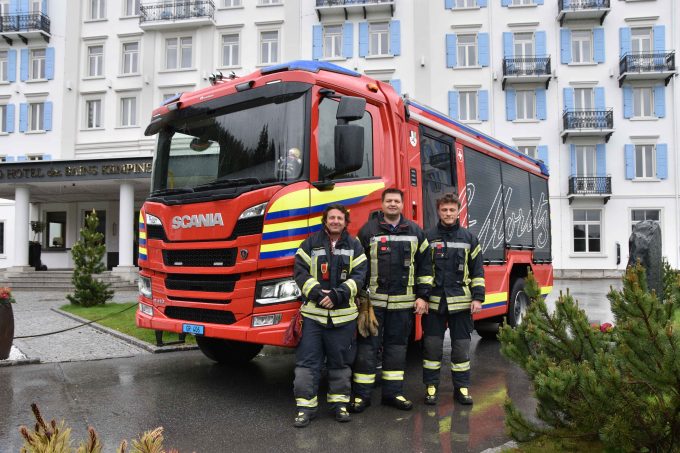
[600,322,614,333]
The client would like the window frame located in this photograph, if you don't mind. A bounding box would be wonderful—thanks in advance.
[323,24,343,60]
[221,33,240,68]
[571,29,593,64]
[119,95,138,128]
[28,102,44,132]
[511,0,534,5]
[0,104,6,133]
[518,145,537,159]
[634,144,656,179]
[259,29,280,65]
[84,98,103,130]
[30,48,46,80]
[89,0,106,20]
[45,211,67,249]
[0,50,8,82]
[633,86,654,118]
[222,0,242,6]
[455,0,476,7]
[513,32,534,58]
[164,36,193,70]
[572,208,602,254]
[123,0,139,16]
[515,89,536,120]
[121,41,140,75]
[575,144,597,177]
[458,90,478,122]
[631,27,652,54]
[630,208,661,234]
[368,22,389,57]
[87,44,104,78]
[456,34,478,67]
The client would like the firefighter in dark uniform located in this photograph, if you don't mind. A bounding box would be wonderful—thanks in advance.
[422,193,485,405]
[292,204,368,428]
[350,188,433,412]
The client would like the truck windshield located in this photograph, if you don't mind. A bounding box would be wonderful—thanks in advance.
[151,91,306,194]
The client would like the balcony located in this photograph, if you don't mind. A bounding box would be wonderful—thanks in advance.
[315,0,394,21]
[139,1,215,31]
[567,176,611,203]
[618,51,676,87]
[561,109,614,143]
[502,56,552,90]
[557,0,610,26]
[0,13,51,44]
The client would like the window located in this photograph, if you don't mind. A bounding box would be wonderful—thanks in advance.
[459,91,477,121]
[323,25,342,59]
[259,30,279,65]
[631,209,660,233]
[90,0,106,20]
[221,34,239,67]
[631,27,652,54]
[571,30,592,63]
[457,34,477,67]
[259,0,282,4]
[123,0,139,15]
[46,212,66,249]
[516,90,535,120]
[635,144,655,179]
[514,33,534,58]
[574,88,594,110]
[0,51,7,82]
[512,0,534,4]
[122,42,139,74]
[317,99,373,179]
[369,22,389,56]
[518,145,537,159]
[165,37,192,70]
[30,49,46,80]
[30,0,40,13]
[85,99,102,129]
[0,222,4,255]
[455,0,476,6]
[0,105,6,133]
[0,1,8,15]
[223,0,241,6]
[575,145,597,176]
[633,87,653,117]
[573,209,601,253]
[120,96,137,127]
[87,45,103,77]
[29,102,44,131]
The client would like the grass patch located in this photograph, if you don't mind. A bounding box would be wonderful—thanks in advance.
[60,303,196,346]
[509,434,605,452]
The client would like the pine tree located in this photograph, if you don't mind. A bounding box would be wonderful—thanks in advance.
[67,210,113,307]
[499,264,680,452]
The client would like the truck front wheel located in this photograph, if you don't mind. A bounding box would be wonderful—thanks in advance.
[196,337,263,364]
[507,278,529,328]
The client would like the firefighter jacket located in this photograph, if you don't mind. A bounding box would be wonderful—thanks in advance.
[426,220,485,313]
[358,213,433,310]
[294,229,368,327]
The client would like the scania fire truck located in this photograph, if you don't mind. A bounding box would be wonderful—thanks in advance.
[136,60,553,364]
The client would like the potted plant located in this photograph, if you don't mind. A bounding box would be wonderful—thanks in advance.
[29,220,46,271]
[0,287,16,360]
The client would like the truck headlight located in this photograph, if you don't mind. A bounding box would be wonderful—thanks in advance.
[239,202,267,219]
[146,213,162,226]
[138,276,152,299]
[255,278,301,305]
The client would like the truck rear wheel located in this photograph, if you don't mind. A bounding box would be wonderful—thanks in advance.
[196,337,263,364]
[507,278,529,328]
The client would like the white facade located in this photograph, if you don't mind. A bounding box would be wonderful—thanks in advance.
[0,0,677,272]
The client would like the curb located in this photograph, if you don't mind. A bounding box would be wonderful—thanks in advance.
[480,441,518,452]
[53,308,199,354]
[0,357,41,367]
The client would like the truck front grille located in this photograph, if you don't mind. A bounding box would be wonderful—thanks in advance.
[163,248,237,267]
[146,224,166,241]
[164,307,236,325]
[228,216,264,239]
[165,273,239,293]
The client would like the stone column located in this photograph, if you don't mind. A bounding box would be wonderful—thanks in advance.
[113,181,137,282]
[12,185,31,269]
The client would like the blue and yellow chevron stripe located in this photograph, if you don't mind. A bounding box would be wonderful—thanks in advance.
[482,292,507,309]
[138,211,147,261]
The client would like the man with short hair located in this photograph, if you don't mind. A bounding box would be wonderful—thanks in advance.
[422,193,485,406]
[350,188,433,412]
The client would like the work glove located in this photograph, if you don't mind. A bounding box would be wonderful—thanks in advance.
[356,295,379,338]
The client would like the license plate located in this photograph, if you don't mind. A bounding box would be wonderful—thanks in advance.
[182,323,204,335]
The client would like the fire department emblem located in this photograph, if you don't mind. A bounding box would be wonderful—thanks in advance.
[409,131,417,147]
[240,249,249,260]
[457,149,463,162]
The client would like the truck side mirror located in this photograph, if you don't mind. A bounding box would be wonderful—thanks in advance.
[336,96,366,123]
[332,124,364,178]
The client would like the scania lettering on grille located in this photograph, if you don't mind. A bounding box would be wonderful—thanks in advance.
[171,213,224,229]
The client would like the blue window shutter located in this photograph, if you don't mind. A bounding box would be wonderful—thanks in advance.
[390,20,401,56]
[536,0,544,4]
[623,85,633,118]
[560,29,572,64]
[7,49,16,82]
[563,87,574,111]
[20,0,28,12]
[446,34,457,68]
[619,27,631,57]
[20,49,29,82]
[535,31,546,57]
[538,145,548,166]
[478,33,489,67]
[312,26,322,60]
[5,156,14,162]
[389,79,401,95]
[656,144,668,179]
[624,144,634,179]
[501,0,510,6]
[503,32,513,59]
[570,144,576,176]
[42,0,47,14]
[343,22,353,58]
[506,89,516,121]
[563,0,571,6]
[45,47,55,80]
[17,156,27,162]
[478,0,487,6]
[359,22,368,57]
[448,91,459,120]
[44,101,52,131]
[19,103,28,132]
[596,144,606,177]
[594,87,605,111]
[593,28,605,63]
[9,0,18,14]
[43,154,52,161]
[478,90,489,121]
[536,88,547,120]
[653,25,665,53]
[6,104,15,133]
[654,85,665,118]
[445,0,453,8]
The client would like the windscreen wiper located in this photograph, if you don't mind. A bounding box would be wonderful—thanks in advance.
[194,177,262,190]
[151,187,194,196]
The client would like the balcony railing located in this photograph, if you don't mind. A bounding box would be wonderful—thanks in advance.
[558,0,610,12]
[0,13,50,35]
[619,51,675,75]
[563,109,613,130]
[503,56,551,77]
[140,1,214,24]
[568,176,611,197]
[316,0,393,6]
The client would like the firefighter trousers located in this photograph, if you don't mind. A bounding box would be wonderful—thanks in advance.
[293,318,357,414]
[422,309,473,389]
[352,308,413,399]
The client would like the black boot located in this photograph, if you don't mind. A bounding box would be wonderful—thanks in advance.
[454,387,473,405]
[424,385,438,405]
[335,405,351,423]
[293,411,315,428]
[349,395,371,413]
[381,394,413,411]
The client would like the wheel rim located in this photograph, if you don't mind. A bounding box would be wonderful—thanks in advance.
[514,291,528,325]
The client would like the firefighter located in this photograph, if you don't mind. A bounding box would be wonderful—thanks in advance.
[350,188,433,412]
[292,204,368,428]
[422,193,485,406]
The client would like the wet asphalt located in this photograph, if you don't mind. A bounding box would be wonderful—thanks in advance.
[0,278,621,453]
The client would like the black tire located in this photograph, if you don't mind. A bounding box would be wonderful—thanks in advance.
[507,278,529,328]
[196,337,263,364]
[474,321,500,340]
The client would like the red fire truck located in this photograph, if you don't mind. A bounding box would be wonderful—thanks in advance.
[136,61,553,364]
